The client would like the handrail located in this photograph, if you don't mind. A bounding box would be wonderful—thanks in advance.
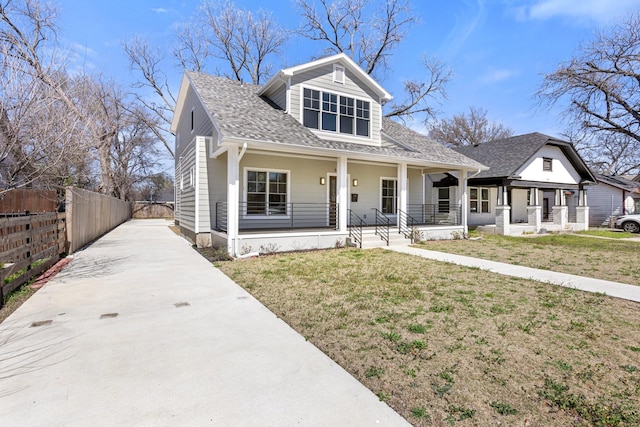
[372,208,390,246]
[348,209,364,248]
[397,209,417,243]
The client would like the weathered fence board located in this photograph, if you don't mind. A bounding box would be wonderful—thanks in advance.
[0,189,57,213]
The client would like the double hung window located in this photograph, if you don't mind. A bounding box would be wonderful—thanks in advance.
[381,179,397,214]
[246,170,288,215]
[470,188,490,213]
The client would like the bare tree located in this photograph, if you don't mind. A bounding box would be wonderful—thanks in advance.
[0,0,94,193]
[385,56,453,123]
[563,128,640,176]
[122,36,176,158]
[296,0,415,76]
[429,107,514,147]
[296,0,450,123]
[194,1,286,84]
[538,12,640,175]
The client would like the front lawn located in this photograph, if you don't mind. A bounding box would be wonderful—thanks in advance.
[419,233,640,285]
[217,249,640,426]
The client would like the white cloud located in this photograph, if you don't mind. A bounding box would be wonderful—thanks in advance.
[479,68,516,84]
[151,7,168,14]
[519,0,640,24]
[440,0,487,58]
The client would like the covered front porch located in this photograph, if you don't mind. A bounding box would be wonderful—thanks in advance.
[487,183,590,236]
[213,145,473,255]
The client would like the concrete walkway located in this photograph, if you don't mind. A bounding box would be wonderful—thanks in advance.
[0,220,409,426]
[389,245,640,303]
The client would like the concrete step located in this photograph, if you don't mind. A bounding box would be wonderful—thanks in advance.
[357,232,412,248]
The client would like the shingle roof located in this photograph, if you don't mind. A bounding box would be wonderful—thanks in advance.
[454,132,551,179]
[186,71,485,170]
[596,174,640,192]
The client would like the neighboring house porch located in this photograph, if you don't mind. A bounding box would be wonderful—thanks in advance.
[455,133,596,236]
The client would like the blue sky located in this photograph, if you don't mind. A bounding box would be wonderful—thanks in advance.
[55,0,640,139]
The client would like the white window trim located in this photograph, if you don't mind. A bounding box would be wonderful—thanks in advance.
[543,157,553,172]
[380,177,398,216]
[333,64,345,84]
[300,84,372,140]
[469,187,490,214]
[242,167,291,219]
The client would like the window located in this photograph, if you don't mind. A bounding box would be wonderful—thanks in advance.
[246,170,288,215]
[190,108,194,132]
[302,88,370,137]
[339,96,354,134]
[322,92,337,131]
[356,99,370,137]
[438,187,450,213]
[381,179,397,214]
[333,65,345,84]
[303,88,320,129]
[470,188,490,213]
[543,157,552,171]
[189,166,195,188]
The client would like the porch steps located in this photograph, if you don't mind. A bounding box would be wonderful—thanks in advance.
[359,231,412,249]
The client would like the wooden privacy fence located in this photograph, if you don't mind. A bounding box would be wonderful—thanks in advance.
[0,189,57,214]
[66,187,131,254]
[0,213,66,303]
[132,201,174,219]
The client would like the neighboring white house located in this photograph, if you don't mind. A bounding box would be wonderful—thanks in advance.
[171,53,486,255]
[455,133,597,235]
[588,174,640,226]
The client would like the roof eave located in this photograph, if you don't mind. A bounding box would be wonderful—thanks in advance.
[219,136,485,170]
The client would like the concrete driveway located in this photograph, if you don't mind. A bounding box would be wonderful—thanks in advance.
[0,219,409,426]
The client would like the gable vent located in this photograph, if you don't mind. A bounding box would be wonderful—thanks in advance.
[333,65,345,84]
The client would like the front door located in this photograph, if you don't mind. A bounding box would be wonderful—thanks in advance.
[329,176,337,227]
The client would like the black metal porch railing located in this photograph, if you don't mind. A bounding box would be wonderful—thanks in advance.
[215,202,339,232]
[397,209,417,242]
[373,208,390,246]
[348,209,364,248]
[215,202,463,233]
[405,204,462,226]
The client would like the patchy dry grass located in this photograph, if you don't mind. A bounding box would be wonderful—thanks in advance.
[418,233,640,285]
[218,248,640,426]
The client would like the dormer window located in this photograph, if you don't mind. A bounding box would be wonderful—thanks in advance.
[333,65,345,84]
[543,157,552,171]
[303,87,370,137]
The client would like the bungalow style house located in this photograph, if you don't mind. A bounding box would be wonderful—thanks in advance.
[455,133,597,235]
[588,174,640,226]
[171,53,486,255]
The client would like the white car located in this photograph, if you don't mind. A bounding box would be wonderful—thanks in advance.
[615,214,640,233]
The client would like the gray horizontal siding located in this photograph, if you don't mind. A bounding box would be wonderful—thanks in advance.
[175,85,214,158]
[289,64,382,142]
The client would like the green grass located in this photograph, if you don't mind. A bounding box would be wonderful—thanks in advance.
[578,229,636,239]
[217,248,640,426]
[418,232,640,285]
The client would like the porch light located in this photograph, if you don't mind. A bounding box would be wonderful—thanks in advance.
[352,179,358,187]
[320,177,326,185]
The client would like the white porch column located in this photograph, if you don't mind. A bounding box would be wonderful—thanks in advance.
[495,183,510,235]
[576,188,589,230]
[459,170,468,233]
[397,163,407,230]
[527,187,541,232]
[337,156,348,232]
[227,145,240,255]
[553,188,568,228]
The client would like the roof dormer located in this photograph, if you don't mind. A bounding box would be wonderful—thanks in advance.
[259,53,392,146]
